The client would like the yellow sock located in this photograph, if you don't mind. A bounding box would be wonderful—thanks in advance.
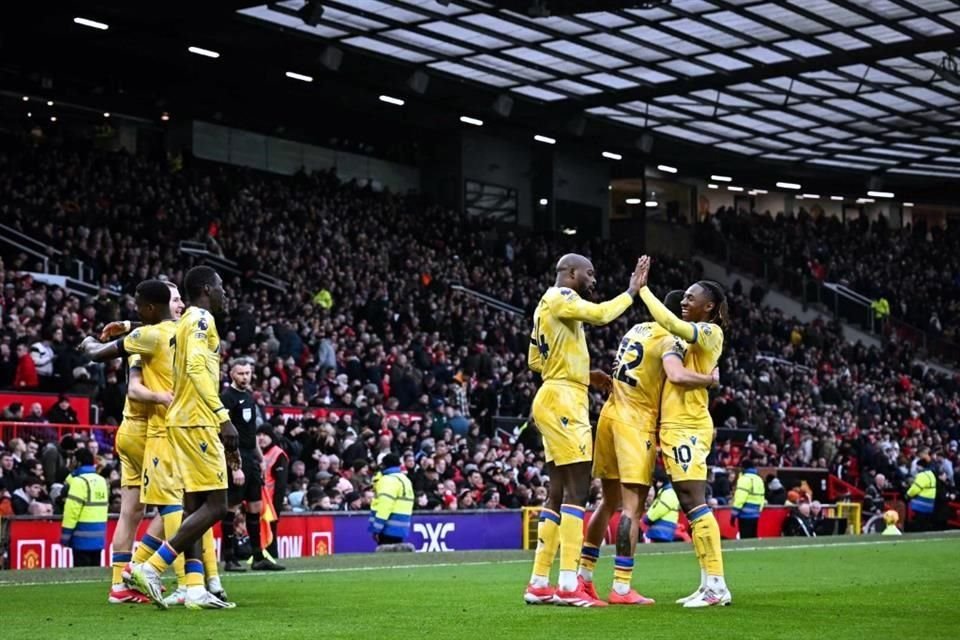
[161,506,187,586]
[558,504,585,591]
[688,505,724,577]
[202,528,219,579]
[578,542,600,579]
[132,533,162,565]
[613,556,633,589]
[531,509,560,583]
[184,558,205,588]
[111,551,132,587]
[146,541,178,575]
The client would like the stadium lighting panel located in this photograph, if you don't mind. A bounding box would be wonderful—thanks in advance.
[74,17,108,30]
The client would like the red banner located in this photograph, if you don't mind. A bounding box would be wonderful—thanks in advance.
[8,514,334,569]
[0,392,91,423]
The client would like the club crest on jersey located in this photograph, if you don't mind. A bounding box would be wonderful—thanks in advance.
[579,444,587,455]
[200,441,209,454]
[131,330,141,339]
[702,324,712,336]
[242,408,253,422]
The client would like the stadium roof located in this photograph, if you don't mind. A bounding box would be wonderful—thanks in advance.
[6,1,960,198]
[242,0,960,181]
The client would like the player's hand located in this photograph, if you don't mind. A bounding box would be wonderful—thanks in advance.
[220,420,240,452]
[589,369,613,394]
[710,367,721,388]
[629,256,650,295]
[226,449,241,471]
[232,468,245,485]
[99,321,128,341]
[156,390,174,407]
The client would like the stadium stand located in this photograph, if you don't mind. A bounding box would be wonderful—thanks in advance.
[0,138,957,526]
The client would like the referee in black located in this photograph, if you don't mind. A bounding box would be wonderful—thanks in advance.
[221,357,284,571]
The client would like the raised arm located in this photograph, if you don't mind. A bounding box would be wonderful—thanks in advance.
[553,291,634,326]
[639,287,696,343]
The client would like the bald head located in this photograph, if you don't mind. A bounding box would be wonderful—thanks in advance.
[556,253,593,273]
[555,253,596,296]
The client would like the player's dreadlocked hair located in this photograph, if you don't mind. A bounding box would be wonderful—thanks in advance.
[696,280,728,329]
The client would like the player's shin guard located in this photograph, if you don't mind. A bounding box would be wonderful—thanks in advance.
[246,512,265,562]
[202,528,219,579]
[530,508,560,587]
[160,506,187,586]
[558,504,586,592]
[688,505,724,579]
[578,542,600,582]
[111,551,132,587]
[133,533,163,565]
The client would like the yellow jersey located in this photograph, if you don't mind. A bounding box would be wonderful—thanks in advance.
[600,322,675,430]
[121,354,149,426]
[166,306,227,427]
[123,321,177,438]
[659,322,724,430]
[528,287,633,387]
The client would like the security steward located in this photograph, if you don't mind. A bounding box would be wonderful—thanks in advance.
[61,447,109,567]
[906,458,937,532]
[369,453,415,551]
[259,425,289,563]
[642,480,681,542]
[221,358,284,571]
[730,461,765,539]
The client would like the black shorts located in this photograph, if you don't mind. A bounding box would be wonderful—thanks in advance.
[228,453,263,505]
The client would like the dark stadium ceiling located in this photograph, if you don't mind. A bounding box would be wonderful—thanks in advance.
[4,0,960,198]
[243,0,960,181]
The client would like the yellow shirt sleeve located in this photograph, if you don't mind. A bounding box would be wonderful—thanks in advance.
[692,322,723,353]
[660,334,688,362]
[639,287,697,342]
[123,326,158,356]
[184,319,225,416]
[551,289,633,326]
[128,354,142,370]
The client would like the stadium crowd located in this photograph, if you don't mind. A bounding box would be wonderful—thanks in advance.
[0,139,957,526]
[698,206,960,342]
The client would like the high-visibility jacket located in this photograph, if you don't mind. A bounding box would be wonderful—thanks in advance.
[906,469,936,514]
[732,468,766,519]
[60,465,108,551]
[643,484,680,542]
[871,298,890,319]
[368,467,414,540]
[882,523,902,536]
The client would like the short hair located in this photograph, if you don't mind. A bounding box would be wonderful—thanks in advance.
[184,265,218,301]
[24,474,43,488]
[664,290,684,317]
[230,357,255,370]
[381,453,401,469]
[76,448,94,466]
[135,279,171,306]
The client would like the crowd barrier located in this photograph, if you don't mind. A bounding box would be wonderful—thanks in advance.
[4,510,521,569]
[5,503,863,570]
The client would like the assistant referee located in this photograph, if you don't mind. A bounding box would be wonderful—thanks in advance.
[221,357,284,571]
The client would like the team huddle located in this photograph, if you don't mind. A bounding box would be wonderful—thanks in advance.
[524,254,732,608]
[81,266,245,610]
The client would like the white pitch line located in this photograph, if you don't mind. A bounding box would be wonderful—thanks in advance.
[0,535,955,588]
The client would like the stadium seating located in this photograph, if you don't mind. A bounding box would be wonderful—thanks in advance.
[0,138,956,521]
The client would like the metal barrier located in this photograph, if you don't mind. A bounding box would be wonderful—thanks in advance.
[179,241,287,292]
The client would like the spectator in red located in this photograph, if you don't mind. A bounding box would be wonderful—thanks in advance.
[13,343,38,389]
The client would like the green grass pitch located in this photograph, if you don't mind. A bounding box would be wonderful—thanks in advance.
[1,533,957,640]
